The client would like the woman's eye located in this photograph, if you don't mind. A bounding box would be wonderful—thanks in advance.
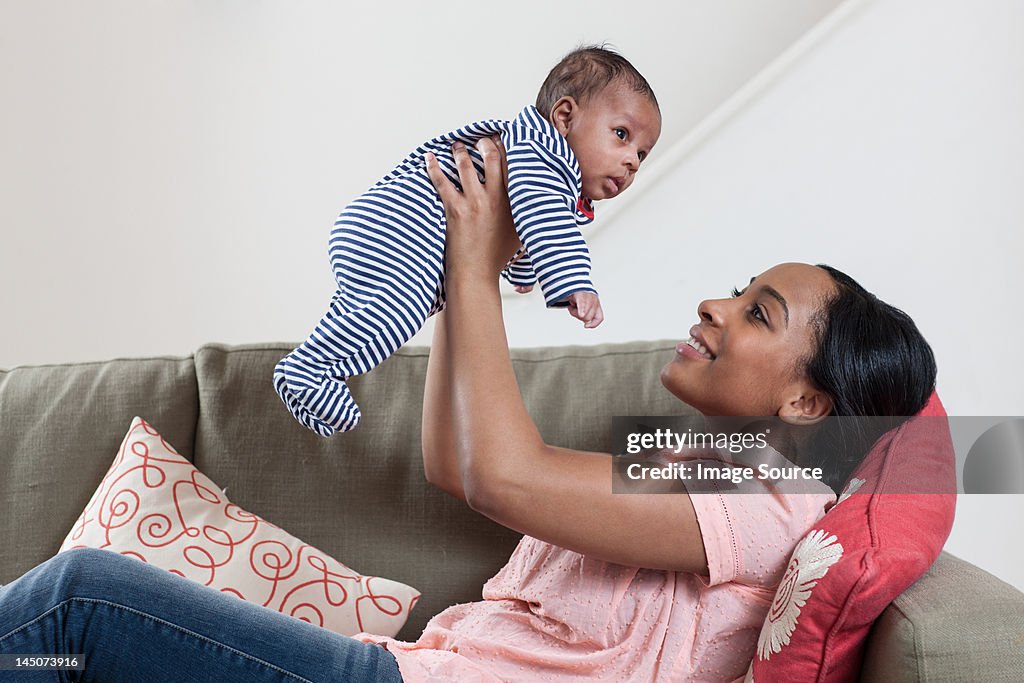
[638,151,647,162]
[614,128,627,141]
[732,287,766,323]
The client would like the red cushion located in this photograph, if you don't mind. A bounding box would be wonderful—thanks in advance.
[747,392,956,682]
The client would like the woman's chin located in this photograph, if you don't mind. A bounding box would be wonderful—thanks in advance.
[659,361,676,388]
[660,363,697,406]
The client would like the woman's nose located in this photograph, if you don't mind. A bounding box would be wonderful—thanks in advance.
[698,299,721,324]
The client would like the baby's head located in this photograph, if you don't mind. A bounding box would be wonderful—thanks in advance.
[537,46,662,201]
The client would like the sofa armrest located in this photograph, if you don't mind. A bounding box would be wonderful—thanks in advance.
[860,551,1024,681]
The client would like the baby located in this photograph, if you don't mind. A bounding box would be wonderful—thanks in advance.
[274,46,662,436]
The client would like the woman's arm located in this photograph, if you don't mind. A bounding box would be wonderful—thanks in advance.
[424,139,708,573]
[421,309,466,502]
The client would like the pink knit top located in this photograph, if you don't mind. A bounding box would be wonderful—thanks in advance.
[357,459,834,682]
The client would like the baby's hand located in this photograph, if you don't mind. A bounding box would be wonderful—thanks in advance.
[513,284,534,294]
[567,292,604,329]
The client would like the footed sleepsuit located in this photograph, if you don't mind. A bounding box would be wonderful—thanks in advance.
[274,105,597,436]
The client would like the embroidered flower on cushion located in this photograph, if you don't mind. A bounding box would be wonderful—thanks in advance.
[836,478,866,506]
[756,529,844,660]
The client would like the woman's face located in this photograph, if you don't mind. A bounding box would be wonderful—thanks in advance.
[660,263,837,417]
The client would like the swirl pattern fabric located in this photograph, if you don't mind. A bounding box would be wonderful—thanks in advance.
[60,417,421,637]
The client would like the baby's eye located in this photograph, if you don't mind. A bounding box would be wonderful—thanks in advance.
[638,151,647,162]
[614,128,628,141]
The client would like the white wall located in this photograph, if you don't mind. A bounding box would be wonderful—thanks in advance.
[492,0,1024,590]
[2,1,1022,589]
[0,0,840,366]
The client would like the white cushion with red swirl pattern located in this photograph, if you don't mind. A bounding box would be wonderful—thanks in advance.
[59,417,420,637]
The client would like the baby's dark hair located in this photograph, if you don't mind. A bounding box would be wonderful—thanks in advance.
[535,45,659,119]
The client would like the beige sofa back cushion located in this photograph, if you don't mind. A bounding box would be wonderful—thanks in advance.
[0,356,198,582]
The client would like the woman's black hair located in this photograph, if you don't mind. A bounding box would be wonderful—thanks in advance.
[802,264,937,489]
[808,265,936,418]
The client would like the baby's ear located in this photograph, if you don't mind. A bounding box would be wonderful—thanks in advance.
[550,96,578,136]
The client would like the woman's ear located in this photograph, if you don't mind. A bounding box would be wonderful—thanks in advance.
[549,96,578,137]
[777,385,834,426]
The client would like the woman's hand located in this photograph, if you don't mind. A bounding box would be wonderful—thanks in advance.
[425,138,521,283]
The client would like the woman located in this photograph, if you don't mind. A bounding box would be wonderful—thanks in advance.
[0,139,935,682]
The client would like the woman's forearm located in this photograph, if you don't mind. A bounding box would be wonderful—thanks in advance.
[421,311,467,501]
[442,268,547,509]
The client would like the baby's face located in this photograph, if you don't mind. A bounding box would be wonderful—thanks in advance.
[563,86,661,201]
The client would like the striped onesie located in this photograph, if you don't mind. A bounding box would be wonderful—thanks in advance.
[274,105,597,436]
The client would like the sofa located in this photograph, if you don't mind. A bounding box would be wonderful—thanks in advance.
[2,340,1022,680]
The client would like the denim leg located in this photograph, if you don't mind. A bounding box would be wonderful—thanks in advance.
[0,548,404,682]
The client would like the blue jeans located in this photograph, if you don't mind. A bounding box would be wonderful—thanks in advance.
[0,548,404,682]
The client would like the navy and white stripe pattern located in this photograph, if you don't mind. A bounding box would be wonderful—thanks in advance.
[274,106,598,436]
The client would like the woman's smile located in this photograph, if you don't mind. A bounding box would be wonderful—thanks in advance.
[677,325,716,361]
